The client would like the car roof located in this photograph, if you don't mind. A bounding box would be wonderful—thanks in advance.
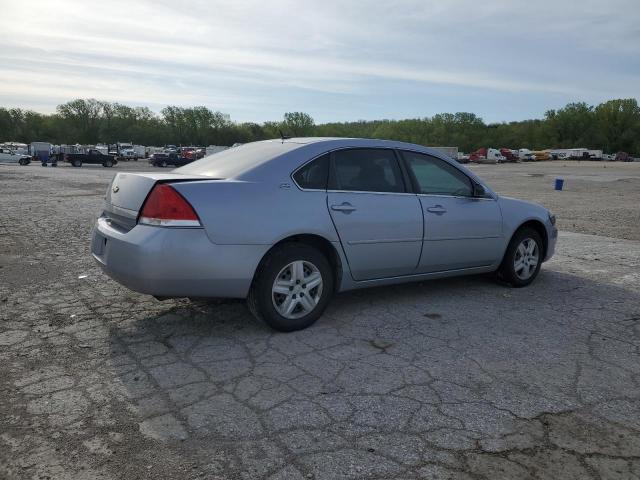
[280,137,448,153]
[176,137,460,180]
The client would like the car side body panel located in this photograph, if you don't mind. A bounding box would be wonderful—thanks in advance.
[172,181,340,245]
[327,191,423,280]
[417,195,504,272]
[496,196,558,261]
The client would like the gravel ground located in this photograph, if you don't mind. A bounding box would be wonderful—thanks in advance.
[1,160,640,480]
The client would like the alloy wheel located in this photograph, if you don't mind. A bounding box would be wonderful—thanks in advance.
[272,260,323,319]
[514,238,539,280]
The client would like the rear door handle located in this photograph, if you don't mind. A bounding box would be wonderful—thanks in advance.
[331,202,356,213]
[426,205,447,215]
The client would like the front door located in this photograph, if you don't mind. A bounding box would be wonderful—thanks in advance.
[327,148,423,281]
[401,150,504,273]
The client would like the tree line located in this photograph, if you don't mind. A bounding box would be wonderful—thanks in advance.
[1,98,639,154]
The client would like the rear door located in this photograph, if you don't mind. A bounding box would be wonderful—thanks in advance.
[327,148,423,281]
[400,151,503,273]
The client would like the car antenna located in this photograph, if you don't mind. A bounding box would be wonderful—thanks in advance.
[279,130,291,143]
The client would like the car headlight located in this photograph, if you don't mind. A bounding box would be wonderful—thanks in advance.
[548,211,556,226]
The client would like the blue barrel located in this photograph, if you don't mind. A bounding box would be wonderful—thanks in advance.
[554,178,564,190]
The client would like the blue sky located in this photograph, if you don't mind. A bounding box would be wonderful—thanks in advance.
[1,0,639,123]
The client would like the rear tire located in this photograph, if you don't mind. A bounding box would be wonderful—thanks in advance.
[103,159,113,167]
[161,160,167,168]
[497,228,543,287]
[72,159,82,167]
[248,243,334,332]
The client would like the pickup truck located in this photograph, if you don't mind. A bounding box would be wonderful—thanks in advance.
[64,150,118,167]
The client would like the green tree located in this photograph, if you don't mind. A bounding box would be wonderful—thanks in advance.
[2,98,640,155]
[594,99,640,153]
[544,102,595,148]
[283,112,315,136]
[56,98,103,144]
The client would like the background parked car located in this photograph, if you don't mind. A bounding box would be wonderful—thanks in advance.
[178,147,207,161]
[0,146,31,165]
[149,151,193,167]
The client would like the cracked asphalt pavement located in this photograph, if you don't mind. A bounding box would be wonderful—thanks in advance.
[1,161,639,479]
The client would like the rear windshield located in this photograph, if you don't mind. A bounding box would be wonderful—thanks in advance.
[175,141,299,178]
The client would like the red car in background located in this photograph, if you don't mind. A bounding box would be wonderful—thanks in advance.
[179,147,207,161]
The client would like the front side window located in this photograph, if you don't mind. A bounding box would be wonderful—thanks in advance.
[293,154,329,190]
[403,151,473,197]
[330,148,404,193]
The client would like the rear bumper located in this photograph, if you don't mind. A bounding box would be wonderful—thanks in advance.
[91,217,269,298]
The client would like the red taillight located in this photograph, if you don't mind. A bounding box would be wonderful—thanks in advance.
[138,184,201,227]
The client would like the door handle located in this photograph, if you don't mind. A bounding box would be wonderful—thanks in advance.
[426,205,447,215]
[331,202,356,213]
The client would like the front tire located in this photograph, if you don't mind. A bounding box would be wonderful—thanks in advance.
[498,228,543,287]
[248,243,334,332]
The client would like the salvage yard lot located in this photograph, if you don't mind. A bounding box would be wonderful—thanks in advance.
[1,161,639,479]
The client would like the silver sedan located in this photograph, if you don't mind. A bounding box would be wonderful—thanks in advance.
[92,138,557,331]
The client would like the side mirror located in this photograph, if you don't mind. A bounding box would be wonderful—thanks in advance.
[473,183,486,197]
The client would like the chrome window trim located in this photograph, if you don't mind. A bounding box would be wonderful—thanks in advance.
[415,193,497,201]
[291,145,497,200]
[327,189,416,196]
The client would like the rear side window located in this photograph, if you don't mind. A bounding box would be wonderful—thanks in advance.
[330,148,404,193]
[293,154,329,190]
